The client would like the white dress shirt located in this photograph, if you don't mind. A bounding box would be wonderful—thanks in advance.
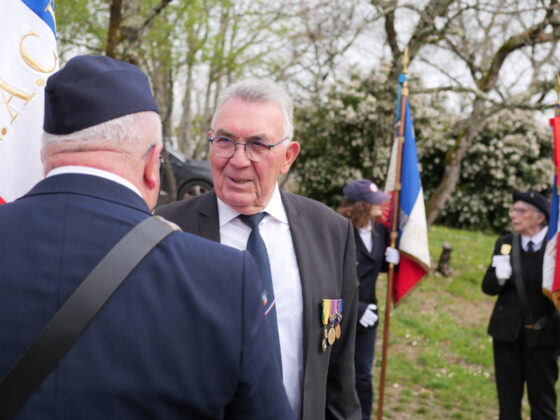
[521,226,548,252]
[47,166,143,198]
[358,222,373,253]
[218,184,303,417]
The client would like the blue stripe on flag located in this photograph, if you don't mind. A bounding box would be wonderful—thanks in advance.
[549,174,558,240]
[21,0,56,37]
[399,99,422,217]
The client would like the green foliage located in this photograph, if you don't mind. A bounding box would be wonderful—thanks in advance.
[293,70,554,232]
[420,110,554,232]
[55,0,109,57]
[293,70,399,209]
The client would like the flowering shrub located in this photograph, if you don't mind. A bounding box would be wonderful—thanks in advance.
[420,110,554,232]
[293,71,554,232]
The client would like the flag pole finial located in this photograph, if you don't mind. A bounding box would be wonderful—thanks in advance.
[402,47,409,76]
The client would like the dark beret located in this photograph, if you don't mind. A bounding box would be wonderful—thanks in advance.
[44,55,159,135]
[343,179,390,205]
[512,190,550,220]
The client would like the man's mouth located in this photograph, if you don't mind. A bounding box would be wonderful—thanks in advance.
[229,177,251,184]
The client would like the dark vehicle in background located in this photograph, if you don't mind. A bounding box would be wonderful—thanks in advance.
[159,145,213,204]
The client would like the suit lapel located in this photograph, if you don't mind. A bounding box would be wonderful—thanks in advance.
[194,191,221,242]
[280,192,313,373]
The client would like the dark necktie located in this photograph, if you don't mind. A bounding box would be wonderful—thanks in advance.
[528,240,535,253]
[238,213,282,371]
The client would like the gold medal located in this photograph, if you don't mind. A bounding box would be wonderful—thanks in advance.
[335,323,341,339]
[328,327,336,345]
[321,338,327,352]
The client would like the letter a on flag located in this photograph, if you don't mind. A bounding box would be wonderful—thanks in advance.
[0,0,57,203]
[543,103,560,311]
[380,73,430,305]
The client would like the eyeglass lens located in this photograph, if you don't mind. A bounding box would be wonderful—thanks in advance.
[212,137,271,162]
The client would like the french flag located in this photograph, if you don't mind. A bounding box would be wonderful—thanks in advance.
[0,0,57,203]
[380,73,430,305]
[543,106,560,311]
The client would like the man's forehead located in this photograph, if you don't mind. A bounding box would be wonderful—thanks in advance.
[513,201,536,211]
[215,127,270,140]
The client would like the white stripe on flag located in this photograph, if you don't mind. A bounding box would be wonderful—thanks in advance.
[0,0,57,202]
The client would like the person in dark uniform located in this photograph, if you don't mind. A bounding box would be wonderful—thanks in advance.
[482,189,560,420]
[0,55,292,420]
[337,179,399,420]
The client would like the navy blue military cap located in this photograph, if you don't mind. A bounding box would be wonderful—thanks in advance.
[44,55,159,134]
[343,179,390,205]
[513,189,550,220]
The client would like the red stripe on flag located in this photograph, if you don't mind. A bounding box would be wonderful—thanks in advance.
[393,257,427,305]
[0,196,5,205]
[550,116,560,171]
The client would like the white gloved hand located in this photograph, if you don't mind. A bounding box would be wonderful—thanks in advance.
[492,255,512,284]
[385,247,400,265]
[359,304,379,328]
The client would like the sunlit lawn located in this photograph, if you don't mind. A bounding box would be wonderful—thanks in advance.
[370,225,550,419]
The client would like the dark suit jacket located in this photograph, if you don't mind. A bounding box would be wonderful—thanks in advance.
[355,223,389,320]
[156,191,361,420]
[0,174,293,420]
[482,233,560,346]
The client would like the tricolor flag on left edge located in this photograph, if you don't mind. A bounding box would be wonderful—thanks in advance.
[381,73,430,305]
[0,0,58,204]
[543,104,560,311]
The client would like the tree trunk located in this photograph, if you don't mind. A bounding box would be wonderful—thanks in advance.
[105,0,123,59]
[426,99,486,226]
[436,242,452,276]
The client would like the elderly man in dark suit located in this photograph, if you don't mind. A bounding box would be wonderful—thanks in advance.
[483,190,560,420]
[0,56,292,420]
[156,79,361,419]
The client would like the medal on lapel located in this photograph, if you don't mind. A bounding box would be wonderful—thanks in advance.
[321,299,343,351]
[500,244,511,255]
[321,299,330,352]
[335,299,343,339]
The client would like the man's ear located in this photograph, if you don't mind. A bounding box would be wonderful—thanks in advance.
[143,143,163,190]
[280,141,300,175]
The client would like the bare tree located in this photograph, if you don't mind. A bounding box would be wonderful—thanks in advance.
[373,0,560,225]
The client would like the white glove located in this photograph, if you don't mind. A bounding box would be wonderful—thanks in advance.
[359,304,378,328]
[492,255,512,284]
[385,247,400,265]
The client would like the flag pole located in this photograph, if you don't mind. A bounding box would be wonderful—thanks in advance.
[376,48,409,420]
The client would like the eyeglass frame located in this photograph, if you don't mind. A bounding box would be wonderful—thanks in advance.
[141,142,165,181]
[207,133,289,162]
[142,142,164,165]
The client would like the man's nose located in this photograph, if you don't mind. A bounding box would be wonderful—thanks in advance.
[228,144,251,166]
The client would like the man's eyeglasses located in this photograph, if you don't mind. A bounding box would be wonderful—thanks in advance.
[142,143,164,179]
[208,134,288,162]
[142,143,164,166]
[511,207,529,215]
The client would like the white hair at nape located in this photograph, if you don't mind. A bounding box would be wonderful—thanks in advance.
[42,111,162,155]
[211,78,294,141]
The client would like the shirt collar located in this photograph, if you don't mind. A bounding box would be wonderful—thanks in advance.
[521,226,548,247]
[358,221,373,234]
[217,183,288,226]
[46,166,143,198]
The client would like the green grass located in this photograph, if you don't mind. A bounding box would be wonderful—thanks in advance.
[371,225,531,419]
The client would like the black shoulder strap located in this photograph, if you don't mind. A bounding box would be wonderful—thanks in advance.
[0,216,178,420]
[511,233,534,325]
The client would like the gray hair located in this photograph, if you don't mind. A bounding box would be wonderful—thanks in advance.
[211,78,294,141]
[42,111,162,156]
[523,202,548,228]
